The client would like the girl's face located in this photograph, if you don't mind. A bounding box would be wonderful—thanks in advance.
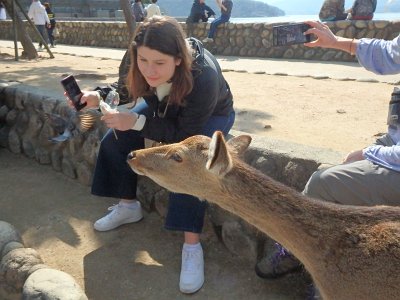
[137,46,182,88]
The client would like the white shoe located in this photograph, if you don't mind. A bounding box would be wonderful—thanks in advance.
[94,202,143,231]
[179,244,204,294]
[37,47,43,52]
[202,37,214,43]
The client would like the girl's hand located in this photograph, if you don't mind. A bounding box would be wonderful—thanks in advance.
[303,20,338,49]
[101,112,138,131]
[64,91,100,110]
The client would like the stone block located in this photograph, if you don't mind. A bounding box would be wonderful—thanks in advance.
[0,248,43,294]
[1,242,24,259]
[5,108,18,127]
[8,128,21,154]
[22,268,88,300]
[0,105,9,123]
[221,220,259,264]
[0,222,22,259]
[76,161,93,186]
[153,189,169,218]
[61,157,77,179]
[0,126,9,148]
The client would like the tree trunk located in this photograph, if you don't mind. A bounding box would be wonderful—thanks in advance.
[119,0,136,41]
[3,0,37,59]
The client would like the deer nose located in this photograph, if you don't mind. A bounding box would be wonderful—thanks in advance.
[127,152,136,160]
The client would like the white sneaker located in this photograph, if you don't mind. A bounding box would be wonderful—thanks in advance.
[94,202,143,231]
[37,46,43,52]
[202,37,214,43]
[179,244,204,294]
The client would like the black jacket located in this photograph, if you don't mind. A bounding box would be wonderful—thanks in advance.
[45,8,56,28]
[186,0,216,23]
[141,38,234,143]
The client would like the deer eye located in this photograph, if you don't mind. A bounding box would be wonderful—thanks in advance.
[169,152,182,163]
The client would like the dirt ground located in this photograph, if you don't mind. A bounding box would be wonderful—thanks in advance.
[0,45,394,299]
[0,46,392,154]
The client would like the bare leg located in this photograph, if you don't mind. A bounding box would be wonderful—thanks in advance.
[184,231,200,244]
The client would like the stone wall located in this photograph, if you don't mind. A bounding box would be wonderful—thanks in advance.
[1,19,400,61]
[0,221,87,299]
[0,80,343,265]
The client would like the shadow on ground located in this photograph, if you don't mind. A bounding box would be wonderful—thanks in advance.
[0,148,309,300]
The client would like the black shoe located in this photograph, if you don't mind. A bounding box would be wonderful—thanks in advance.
[255,243,302,279]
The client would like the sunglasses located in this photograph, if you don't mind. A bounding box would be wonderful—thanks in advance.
[157,96,170,118]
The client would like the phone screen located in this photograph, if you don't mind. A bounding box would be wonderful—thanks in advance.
[273,23,311,47]
[61,75,86,110]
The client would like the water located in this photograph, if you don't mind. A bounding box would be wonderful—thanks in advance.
[230,12,400,23]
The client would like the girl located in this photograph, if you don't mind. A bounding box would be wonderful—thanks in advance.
[70,16,235,294]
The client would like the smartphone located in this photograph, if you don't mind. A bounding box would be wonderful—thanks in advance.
[273,23,311,47]
[60,75,86,111]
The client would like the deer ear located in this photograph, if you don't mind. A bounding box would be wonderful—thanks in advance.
[206,131,233,176]
[227,135,252,155]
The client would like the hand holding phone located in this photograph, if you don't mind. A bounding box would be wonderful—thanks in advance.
[60,75,87,111]
[273,23,312,47]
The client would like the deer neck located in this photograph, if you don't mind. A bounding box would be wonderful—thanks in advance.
[210,161,341,261]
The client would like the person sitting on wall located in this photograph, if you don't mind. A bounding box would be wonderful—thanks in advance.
[319,0,348,22]
[348,0,377,20]
[186,0,216,38]
[186,0,216,24]
[202,0,233,43]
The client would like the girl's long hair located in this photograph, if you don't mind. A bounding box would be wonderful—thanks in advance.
[126,16,193,106]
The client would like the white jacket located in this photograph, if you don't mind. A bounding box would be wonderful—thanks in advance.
[28,1,50,25]
[146,4,161,18]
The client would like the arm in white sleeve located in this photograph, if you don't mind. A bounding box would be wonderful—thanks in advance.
[131,114,146,131]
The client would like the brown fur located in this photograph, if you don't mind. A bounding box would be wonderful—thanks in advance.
[127,132,400,300]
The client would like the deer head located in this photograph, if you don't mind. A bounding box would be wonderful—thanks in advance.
[127,131,252,199]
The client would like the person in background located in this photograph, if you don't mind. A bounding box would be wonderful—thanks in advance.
[202,0,233,43]
[319,0,348,22]
[66,16,235,294]
[186,0,216,38]
[28,0,50,51]
[132,0,146,22]
[255,20,400,297]
[0,2,6,21]
[348,0,377,20]
[44,2,56,48]
[146,0,161,18]
[186,0,216,23]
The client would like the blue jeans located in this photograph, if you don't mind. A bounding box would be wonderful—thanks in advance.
[36,25,48,47]
[91,101,235,233]
[47,27,55,46]
[208,15,230,39]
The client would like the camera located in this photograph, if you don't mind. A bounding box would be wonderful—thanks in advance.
[60,75,86,111]
[273,23,311,47]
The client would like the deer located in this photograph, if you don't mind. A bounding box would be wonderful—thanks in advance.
[127,131,400,300]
